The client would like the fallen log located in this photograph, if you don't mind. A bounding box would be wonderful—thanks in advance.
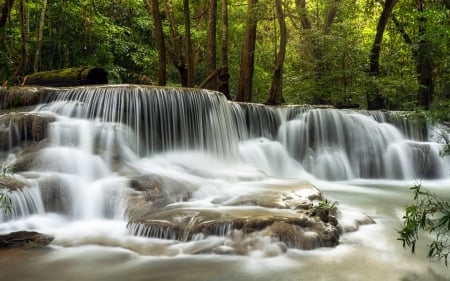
[23,67,108,87]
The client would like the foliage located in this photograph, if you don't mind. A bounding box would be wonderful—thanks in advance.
[0,190,12,213]
[0,0,449,108]
[0,165,14,213]
[398,183,450,266]
[312,199,338,223]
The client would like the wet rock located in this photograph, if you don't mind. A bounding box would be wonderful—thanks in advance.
[0,176,31,191]
[37,175,72,214]
[0,112,55,151]
[126,174,195,222]
[10,140,49,172]
[0,231,54,249]
[0,86,60,110]
[126,180,349,252]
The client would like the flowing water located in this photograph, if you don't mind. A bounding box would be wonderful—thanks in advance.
[0,85,449,281]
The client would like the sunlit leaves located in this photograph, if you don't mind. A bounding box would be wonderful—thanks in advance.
[398,183,450,266]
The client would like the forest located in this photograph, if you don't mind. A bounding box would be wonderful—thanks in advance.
[1,0,450,110]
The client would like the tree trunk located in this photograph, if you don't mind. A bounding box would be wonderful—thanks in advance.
[324,0,340,34]
[23,67,108,86]
[416,0,433,109]
[267,0,287,105]
[183,0,194,87]
[236,0,258,103]
[295,0,311,30]
[18,0,27,78]
[369,0,398,75]
[147,0,167,85]
[220,0,231,99]
[34,0,48,73]
[164,0,188,86]
[0,0,15,29]
[207,0,217,76]
[366,0,398,110]
[392,4,434,109]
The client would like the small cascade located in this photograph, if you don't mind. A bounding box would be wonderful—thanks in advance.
[229,103,281,140]
[362,110,427,141]
[273,108,449,180]
[0,183,45,223]
[37,85,239,159]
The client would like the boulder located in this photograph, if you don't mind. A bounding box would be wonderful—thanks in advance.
[126,179,349,252]
[0,112,55,151]
[0,231,53,249]
[0,86,60,110]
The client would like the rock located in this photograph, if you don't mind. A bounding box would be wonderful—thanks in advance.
[0,176,31,191]
[0,86,60,110]
[37,175,72,214]
[0,112,55,151]
[127,180,348,252]
[0,231,54,249]
[10,140,49,172]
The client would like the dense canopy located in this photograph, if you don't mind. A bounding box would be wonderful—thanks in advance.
[1,0,450,109]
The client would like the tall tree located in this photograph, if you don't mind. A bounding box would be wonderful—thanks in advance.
[207,0,217,76]
[219,0,231,99]
[183,0,194,87]
[367,0,399,109]
[18,0,27,78]
[164,0,188,86]
[236,0,258,102]
[415,0,433,109]
[293,0,342,104]
[0,0,14,29]
[34,0,47,72]
[267,0,287,105]
[324,0,340,34]
[146,0,167,85]
[392,0,434,109]
[200,0,226,94]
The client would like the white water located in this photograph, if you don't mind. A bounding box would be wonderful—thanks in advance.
[1,85,449,281]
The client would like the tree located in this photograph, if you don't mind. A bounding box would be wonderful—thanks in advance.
[367,0,399,110]
[0,0,14,29]
[219,0,231,99]
[236,0,258,103]
[183,0,194,87]
[266,0,287,105]
[415,0,433,109]
[207,0,217,78]
[146,0,167,85]
[34,0,48,73]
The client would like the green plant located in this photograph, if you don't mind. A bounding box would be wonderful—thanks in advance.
[312,199,338,223]
[0,190,12,213]
[0,164,13,213]
[1,164,14,177]
[398,183,450,266]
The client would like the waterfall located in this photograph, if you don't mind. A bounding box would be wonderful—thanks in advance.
[31,85,449,181]
[2,85,445,227]
[36,85,239,159]
[1,85,449,281]
[232,104,448,181]
[0,184,45,223]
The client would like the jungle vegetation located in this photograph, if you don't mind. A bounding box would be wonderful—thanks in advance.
[0,0,449,109]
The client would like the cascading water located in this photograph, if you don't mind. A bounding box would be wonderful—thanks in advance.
[0,85,449,281]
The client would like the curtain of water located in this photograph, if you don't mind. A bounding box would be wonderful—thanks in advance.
[34,86,449,181]
[37,85,240,159]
